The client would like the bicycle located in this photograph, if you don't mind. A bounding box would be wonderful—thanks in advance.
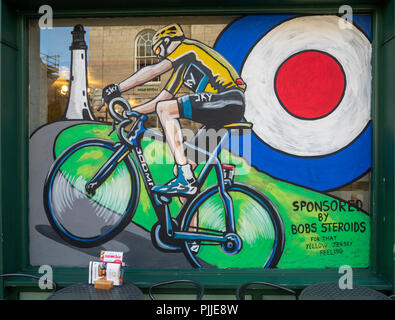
[43,97,285,268]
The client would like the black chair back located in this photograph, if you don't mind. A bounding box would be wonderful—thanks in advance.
[149,279,204,300]
[236,281,297,300]
[299,282,392,300]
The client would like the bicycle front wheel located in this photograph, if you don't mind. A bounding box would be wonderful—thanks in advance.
[43,138,140,248]
[181,183,284,269]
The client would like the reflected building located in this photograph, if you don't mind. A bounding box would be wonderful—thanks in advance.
[30,16,371,214]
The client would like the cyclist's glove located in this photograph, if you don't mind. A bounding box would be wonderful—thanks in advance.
[102,84,121,104]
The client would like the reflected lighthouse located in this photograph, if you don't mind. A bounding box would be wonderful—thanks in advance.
[62,24,94,120]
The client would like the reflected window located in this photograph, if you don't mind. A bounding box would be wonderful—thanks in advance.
[135,29,160,82]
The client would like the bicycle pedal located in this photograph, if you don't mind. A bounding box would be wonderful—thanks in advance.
[152,193,172,206]
[189,241,200,254]
[159,195,171,204]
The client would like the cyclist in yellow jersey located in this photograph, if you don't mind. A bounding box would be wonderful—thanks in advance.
[102,24,246,197]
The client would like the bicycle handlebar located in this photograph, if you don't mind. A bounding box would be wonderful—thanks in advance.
[102,96,145,149]
[98,96,143,122]
[108,97,136,122]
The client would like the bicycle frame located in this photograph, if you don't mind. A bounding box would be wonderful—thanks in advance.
[86,115,238,246]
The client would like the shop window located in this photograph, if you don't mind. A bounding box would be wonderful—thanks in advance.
[28,15,372,272]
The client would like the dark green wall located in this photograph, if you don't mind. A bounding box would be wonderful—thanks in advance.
[377,0,395,284]
[3,0,387,11]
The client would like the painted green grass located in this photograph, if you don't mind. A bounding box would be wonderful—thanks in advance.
[54,123,370,269]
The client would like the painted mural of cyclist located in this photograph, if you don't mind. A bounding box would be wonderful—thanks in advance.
[102,23,246,197]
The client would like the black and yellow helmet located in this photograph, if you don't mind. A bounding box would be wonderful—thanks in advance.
[152,24,184,57]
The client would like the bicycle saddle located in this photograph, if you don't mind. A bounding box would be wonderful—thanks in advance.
[223,122,253,130]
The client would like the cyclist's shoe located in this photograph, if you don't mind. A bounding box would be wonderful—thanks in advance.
[152,164,198,197]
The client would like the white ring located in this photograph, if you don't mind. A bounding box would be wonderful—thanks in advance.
[241,15,371,157]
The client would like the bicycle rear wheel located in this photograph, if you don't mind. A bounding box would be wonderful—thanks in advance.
[180,183,284,268]
[43,138,140,247]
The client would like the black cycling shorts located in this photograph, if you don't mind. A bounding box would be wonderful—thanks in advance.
[177,89,245,128]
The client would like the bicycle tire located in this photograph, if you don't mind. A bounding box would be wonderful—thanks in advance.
[43,138,140,248]
[180,183,285,269]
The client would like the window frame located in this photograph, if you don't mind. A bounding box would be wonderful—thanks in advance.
[1,2,393,298]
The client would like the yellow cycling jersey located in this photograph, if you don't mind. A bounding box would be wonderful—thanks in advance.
[164,39,246,95]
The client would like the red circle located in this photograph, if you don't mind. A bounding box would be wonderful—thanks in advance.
[275,50,345,120]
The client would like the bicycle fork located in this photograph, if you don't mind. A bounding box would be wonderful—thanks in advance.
[85,116,147,196]
[85,144,130,195]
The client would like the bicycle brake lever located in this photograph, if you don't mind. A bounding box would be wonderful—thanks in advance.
[97,98,105,112]
[108,119,116,137]
[124,110,141,118]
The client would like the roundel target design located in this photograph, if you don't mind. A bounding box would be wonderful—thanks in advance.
[241,15,371,157]
[214,15,372,191]
[274,50,346,121]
